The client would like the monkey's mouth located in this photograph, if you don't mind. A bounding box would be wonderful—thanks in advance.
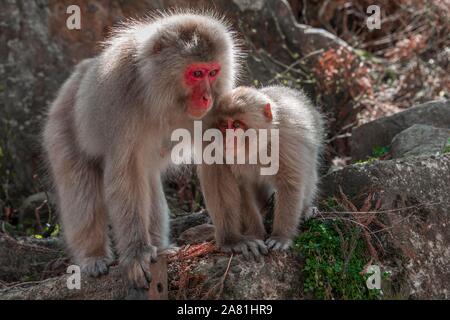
[187,105,210,119]
[187,98,213,119]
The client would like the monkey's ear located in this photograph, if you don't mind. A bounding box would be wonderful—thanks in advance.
[264,103,273,121]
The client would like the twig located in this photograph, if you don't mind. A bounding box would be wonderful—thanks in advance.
[203,253,234,300]
[216,254,233,299]
[2,279,49,290]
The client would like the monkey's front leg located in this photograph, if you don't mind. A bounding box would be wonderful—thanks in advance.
[240,182,267,240]
[198,165,243,246]
[266,183,304,251]
[104,155,157,298]
[198,165,266,260]
[148,173,170,252]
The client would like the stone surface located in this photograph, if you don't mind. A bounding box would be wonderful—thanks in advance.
[177,223,215,245]
[202,253,303,300]
[351,100,450,160]
[169,251,303,300]
[0,233,65,283]
[170,210,211,241]
[391,124,449,159]
[321,154,450,299]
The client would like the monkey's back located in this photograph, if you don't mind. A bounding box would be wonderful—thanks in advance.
[260,85,325,149]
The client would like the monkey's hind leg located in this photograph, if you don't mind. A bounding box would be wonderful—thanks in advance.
[55,157,112,277]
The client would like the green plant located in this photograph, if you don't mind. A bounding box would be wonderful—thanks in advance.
[355,145,391,164]
[371,146,390,158]
[443,137,450,154]
[294,219,381,300]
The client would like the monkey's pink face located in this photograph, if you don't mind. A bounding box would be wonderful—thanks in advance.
[184,62,221,119]
[218,118,248,155]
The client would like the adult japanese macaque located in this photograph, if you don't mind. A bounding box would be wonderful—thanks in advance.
[42,11,241,297]
[198,86,324,259]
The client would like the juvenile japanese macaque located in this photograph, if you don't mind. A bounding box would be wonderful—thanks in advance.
[42,11,241,297]
[198,86,324,259]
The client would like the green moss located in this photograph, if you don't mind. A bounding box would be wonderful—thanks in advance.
[355,145,390,164]
[294,219,381,300]
[371,145,390,158]
[443,137,450,154]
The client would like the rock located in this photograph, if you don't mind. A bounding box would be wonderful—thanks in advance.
[0,265,127,300]
[202,253,302,300]
[1,241,302,300]
[169,249,303,299]
[170,210,211,241]
[321,154,450,299]
[391,124,449,159]
[0,233,66,283]
[177,223,215,245]
[351,100,450,160]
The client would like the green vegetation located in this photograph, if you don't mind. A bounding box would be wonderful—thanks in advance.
[443,137,450,154]
[354,49,384,64]
[355,145,391,164]
[371,146,390,158]
[294,218,381,300]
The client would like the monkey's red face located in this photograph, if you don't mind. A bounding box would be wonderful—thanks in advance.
[218,118,248,155]
[184,62,221,118]
[218,119,248,134]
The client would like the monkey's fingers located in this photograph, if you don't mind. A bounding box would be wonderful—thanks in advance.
[146,245,158,263]
[141,262,153,285]
[124,244,157,292]
[81,257,111,277]
[246,242,263,262]
[245,240,268,261]
[234,243,251,260]
[159,244,180,256]
[126,262,153,291]
[265,238,293,251]
[253,239,269,255]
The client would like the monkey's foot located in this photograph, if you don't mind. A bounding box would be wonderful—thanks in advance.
[123,244,157,299]
[221,239,268,261]
[158,244,180,256]
[80,256,113,277]
[265,236,293,251]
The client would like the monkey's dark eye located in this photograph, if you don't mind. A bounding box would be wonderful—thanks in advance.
[218,121,227,133]
[192,70,203,78]
[209,69,218,77]
[233,120,243,129]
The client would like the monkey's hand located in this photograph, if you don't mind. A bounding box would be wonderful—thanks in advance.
[266,236,293,251]
[80,256,114,277]
[221,239,268,261]
[123,243,157,300]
